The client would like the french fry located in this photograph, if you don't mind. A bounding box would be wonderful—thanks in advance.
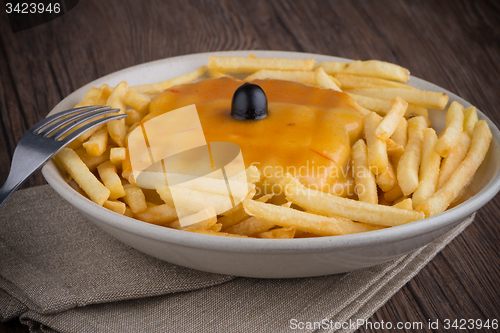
[344,60,410,82]
[142,189,164,205]
[156,187,174,207]
[393,198,413,211]
[346,93,428,118]
[258,226,296,239]
[335,73,415,90]
[436,131,471,190]
[397,116,428,196]
[392,195,407,204]
[375,97,408,141]
[75,87,103,108]
[347,93,389,113]
[122,183,148,213]
[386,138,404,157]
[330,176,356,198]
[169,207,217,230]
[220,189,260,217]
[284,178,424,226]
[54,148,110,205]
[383,183,404,203]
[319,60,410,82]
[153,166,257,207]
[97,161,126,200]
[74,87,105,142]
[364,112,389,175]
[353,102,372,116]
[391,118,408,148]
[417,120,492,217]
[121,149,134,184]
[171,166,258,203]
[98,84,113,105]
[435,101,465,157]
[245,69,316,85]
[243,199,381,235]
[463,106,478,137]
[245,165,262,184]
[209,223,223,232]
[351,139,378,204]
[208,68,234,79]
[217,207,248,230]
[316,61,347,74]
[158,173,255,197]
[378,190,392,205]
[162,186,233,216]
[106,81,128,147]
[405,106,430,119]
[68,179,87,197]
[134,203,177,225]
[184,229,250,237]
[65,139,83,150]
[217,191,267,230]
[412,129,441,207]
[208,56,315,73]
[376,161,397,192]
[314,68,341,91]
[82,127,108,157]
[124,207,134,218]
[387,118,408,165]
[294,231,322,238]
[124,108,142,126]
[130,66,207,95]
[224,216,275,236]
[122,89,151,114]
[75,146,111,171]
[347,88,448,109]
[103,200,126,215]
[109,147,127,166]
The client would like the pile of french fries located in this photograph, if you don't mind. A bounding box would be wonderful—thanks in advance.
[54,54,492,239]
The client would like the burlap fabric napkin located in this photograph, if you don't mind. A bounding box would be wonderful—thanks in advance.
[0,185,474,333]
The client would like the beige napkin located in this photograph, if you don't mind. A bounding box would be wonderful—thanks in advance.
[0,185,473,333]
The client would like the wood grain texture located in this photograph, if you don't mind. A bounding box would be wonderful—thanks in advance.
[0,0,499,332]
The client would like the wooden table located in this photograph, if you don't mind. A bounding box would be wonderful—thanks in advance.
[1,0,499,332]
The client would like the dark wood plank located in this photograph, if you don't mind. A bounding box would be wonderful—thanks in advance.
[1,0,499,332]
[0,319,27,333]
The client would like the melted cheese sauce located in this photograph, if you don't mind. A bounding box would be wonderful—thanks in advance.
[147,77,363,193]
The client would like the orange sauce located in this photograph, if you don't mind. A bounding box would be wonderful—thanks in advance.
[148,77,363,194]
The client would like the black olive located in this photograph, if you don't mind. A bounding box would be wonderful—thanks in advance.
[231,83,268,120]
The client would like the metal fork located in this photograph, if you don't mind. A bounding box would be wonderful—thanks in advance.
[0,106,127,208]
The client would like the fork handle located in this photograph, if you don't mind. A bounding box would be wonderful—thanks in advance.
[0,172,27,209]
[0,134,58,209]
[0,150,48,209]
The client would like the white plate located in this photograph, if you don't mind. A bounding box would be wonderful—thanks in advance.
[42,51,500,278]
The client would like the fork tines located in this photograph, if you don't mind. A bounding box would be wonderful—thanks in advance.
[32,106,125,142]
